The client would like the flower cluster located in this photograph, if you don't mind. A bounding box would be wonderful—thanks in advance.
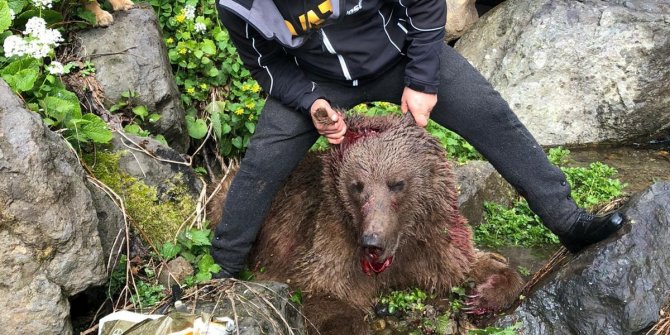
[194,22,206,33]
[31,0,53,9]
[3,17,63,59]
[183,5,196,20]
[47,61,65,75]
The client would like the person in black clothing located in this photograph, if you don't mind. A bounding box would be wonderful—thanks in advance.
[210,0,624,278]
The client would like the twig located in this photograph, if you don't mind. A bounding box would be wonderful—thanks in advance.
[87,46,138,59]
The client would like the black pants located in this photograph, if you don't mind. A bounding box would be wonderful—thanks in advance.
[211,44,579,273]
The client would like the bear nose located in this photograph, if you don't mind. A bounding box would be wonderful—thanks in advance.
[361,233,383,249]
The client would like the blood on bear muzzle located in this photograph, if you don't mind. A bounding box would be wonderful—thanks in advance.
[360,246,394,276]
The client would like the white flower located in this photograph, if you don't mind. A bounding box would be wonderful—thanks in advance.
[47,61,64,75]
[25,40,51,58]
[194,22,206,33]
[31,0,53,9]
[24,17,48,37]
[183,5,196,20]
[3,35,27,57]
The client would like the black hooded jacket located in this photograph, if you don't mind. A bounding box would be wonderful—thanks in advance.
[216,0,446,114]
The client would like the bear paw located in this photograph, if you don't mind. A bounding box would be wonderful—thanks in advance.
[95,10,114,27]
[111,0,134,11]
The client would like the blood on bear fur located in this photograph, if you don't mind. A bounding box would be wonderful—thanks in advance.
[210,113,523,334]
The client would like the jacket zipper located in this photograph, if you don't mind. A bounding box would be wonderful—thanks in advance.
[320,29,353,82]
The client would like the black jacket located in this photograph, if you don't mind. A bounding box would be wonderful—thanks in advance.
[216,0,445,114]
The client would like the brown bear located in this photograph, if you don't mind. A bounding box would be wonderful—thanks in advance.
[213,113,523,334]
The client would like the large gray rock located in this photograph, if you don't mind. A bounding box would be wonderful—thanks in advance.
[497,181,670,334]
[0,80,107,334]
[454,160,516,227]
[446,0,479,41]
[455,0,670,146]
[76,5,189,152]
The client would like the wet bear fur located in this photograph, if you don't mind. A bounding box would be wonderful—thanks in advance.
[222,113,523,334]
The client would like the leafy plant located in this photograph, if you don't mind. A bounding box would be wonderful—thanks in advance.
[0,0,112,147]
[146,0,262,156]
[158,228,221,284]
[475,147,625,248]
[131,280,166,308]
[379,287,430,315]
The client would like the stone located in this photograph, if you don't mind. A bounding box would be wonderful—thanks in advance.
[455,0,670,146]
[446,0,479,41]
[496,181,670,334]
[76,5,189,152]
[157,257,194,288]
[454,160,516,227]
[0,80,106,334]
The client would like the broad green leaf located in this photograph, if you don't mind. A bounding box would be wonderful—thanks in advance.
[221,123,231,135]
[244,121,255,134]
[205,100,226,114]
[132,105,149,121]
[231,136,242,149]
[185,115,207,139]
[159,242,181,260]
[148,113,161,123]
[0,0,12,32]
[188,229,211,246]
[40,95,77,124]
[201,39,216,55]
[210,111,222,139]
[7,0,27,14]
[80,114,112,143]
[197,254,215,273]
[2,67,38,92]
[206,67,219,77]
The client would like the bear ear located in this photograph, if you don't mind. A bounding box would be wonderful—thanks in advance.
[402,112,417,127]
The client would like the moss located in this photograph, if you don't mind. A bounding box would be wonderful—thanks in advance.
[84,151,197,245]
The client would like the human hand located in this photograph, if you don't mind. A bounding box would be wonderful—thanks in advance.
[400,87,437,127]
[310,99,347,144]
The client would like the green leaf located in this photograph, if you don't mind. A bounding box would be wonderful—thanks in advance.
[80,114,112,143]
[132,105,149,121]
[206,67,219,77]
[7,0,27,14]
[193,49,203,59]
[244,121,255,134]
[40,95,78,124]
[159,242,181,260]
[185,115,208,139]
[188,229,211,246]
[153,134,168,146]
[210,111,222,139]
[0,0,12,32]
[231,136,243,149]
[197,254,216,273]
[221,123,231,135]
[1,58,41,92]
[148,113,161,123]
[201,39,216,55]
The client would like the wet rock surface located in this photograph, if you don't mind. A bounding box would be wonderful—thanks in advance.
[454,161,516,227]
[456,0,670,146]
[76,5,189,152]
[0,80,106,334]
[496,181,670,334]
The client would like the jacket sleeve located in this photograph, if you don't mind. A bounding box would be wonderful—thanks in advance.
[218,8,325,114]
[399,0,446,94]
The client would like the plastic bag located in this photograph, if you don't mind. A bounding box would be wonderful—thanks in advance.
[98,310,236,335]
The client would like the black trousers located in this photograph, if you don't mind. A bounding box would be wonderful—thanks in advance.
[211,44,579,273]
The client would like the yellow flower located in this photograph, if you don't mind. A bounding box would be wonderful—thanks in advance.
[199,83,208,90]
[186,87,195,94]
[241,83,251,91]
[176,14,186,23]
[251,83,260,93]
[166,38,174,44]
[178,48,187,55]
[248,114,255,121]
[245,101,255,109]
[234,108,244,115]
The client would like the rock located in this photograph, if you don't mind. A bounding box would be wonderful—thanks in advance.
[182,281,305,335]
[0,80,106,334]
[496,181,670,334]
[110,132,202,198]
[454,160,516,226]
[455,0,670,146]
[157,257,194,288]
[87,183,125,273]
[446,0,479,41]
[76,5,189,152]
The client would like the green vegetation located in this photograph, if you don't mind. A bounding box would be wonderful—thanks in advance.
[158,227,222,284]
[84,151,197,245]
[379,287,431,315]
[0,0,112,147]
[475,147,625,248]
[468,323,521,335]
[147,0,262,156]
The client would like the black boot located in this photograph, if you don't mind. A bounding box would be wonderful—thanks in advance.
[558,211,625,253]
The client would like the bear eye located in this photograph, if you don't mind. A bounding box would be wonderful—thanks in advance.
[388,180,405,192]
[350,181,364,193]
